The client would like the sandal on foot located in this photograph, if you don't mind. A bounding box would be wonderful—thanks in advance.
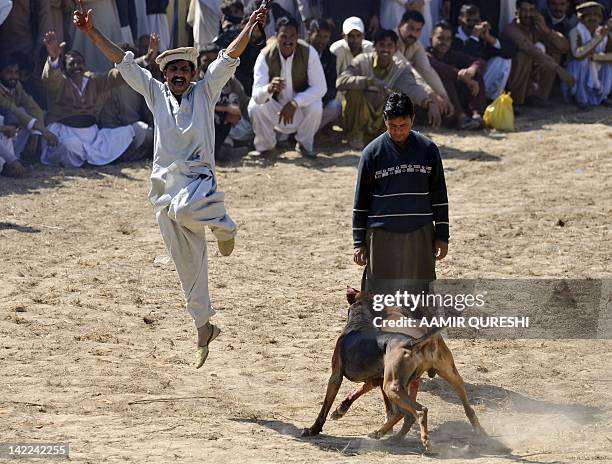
[195,325,221,369]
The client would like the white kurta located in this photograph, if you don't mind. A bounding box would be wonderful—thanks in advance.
[134,0,171,51]
[248,44,327,152]
[187,0,223,51]
[116,50,238,328]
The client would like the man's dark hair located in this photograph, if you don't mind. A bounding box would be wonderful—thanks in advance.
[373,29,398,45]
[432,20,453,33]
[0,53,21,72]
[308,17,333,34]
[400,9,426,26]
[221,0,244,16]
[459,4,480,17]
[516,0,537,8]
[383,92,415,120]
[276,15,300,33]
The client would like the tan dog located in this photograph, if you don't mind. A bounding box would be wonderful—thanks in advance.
[302,288,484,450]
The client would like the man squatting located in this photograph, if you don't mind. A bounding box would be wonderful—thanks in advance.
[353,92,449,307]
[72,1,268,368]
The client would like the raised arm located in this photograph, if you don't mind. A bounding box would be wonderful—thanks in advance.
[73,0,125,64]
[225,6,268,59]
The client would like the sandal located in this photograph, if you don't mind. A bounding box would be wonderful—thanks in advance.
[195,324,221,369]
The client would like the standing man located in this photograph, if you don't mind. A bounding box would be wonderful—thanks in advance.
[73,1,268,368]
[352,92,449,301]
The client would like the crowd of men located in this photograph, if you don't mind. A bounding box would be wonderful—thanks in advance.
[0,0,610,176]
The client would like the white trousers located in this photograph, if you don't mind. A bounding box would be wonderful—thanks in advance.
[155,167,236,328]
[41,122,136,168]
[320,99,342,130]
[484,56,512,100]
[248,99,322,152]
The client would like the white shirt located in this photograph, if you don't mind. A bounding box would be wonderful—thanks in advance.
[330,39,375,76]
[251,44,327,108]
[116,50,239,210]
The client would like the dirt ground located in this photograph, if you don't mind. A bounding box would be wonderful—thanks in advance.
[1,103,611,464]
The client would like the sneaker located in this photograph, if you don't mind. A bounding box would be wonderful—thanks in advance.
[295,141,317,159]
[218,237,235,256]
[457,116,481,131]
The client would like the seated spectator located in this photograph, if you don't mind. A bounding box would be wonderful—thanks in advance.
[444,0,503,36]
[330,17,375,75]
[0,54,59,166]
[13,52,47,111]
[337,29,442,150]
[0,115,26,177]
[40,31,147,167]
[319,0,381,41]
[563,1,612,108]
[98,34,161,162]
[136,34,164,81]
[542,0,578,36]
[198,43,248,158]
[220,0,245,33]
[503,0,576,105]
[248,16,326,158]
[453,4,516,99]
[427,21,486,129]
[307,18,342,129]
[395,10,454,117]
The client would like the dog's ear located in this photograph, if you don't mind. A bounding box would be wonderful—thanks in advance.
[346,286,359,305]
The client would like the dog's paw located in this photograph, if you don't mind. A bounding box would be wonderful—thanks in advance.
[301,427,319,437]
[367,430,385,440]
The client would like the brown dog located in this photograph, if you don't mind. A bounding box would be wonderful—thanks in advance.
[301,288,484,450]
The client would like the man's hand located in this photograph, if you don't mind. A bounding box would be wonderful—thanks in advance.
[278,100,297,125]
[42,128,59,146]
[0,125,18,138]
[245,3,268,32]
[225,105,241,125]
[533,13,550,34]
[43,31,65,60]
[458,69,479,96]
[434,94,453,116]
[5,159,26,178]
[73,0,93,33]
[353,246,367,266]
[367,77,388,93]
[427,100,442,128]
[434,240,448,261]
[146,32,160,62]
[596,25,610,38]
[267,77,286,94]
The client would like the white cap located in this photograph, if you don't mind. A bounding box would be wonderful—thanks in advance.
[342,16,365,35]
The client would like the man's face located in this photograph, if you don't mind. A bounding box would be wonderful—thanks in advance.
[163,59,197,95]
[277,25,298,58]
[199,52,217,77]
[0,64,19,89]
[345,29,364,54]
[518,2,537,26]
[548,0,569,19]
[581,8,603,32]
[374,37,397,67]
[65,54,85,79]
[385,116,413,144]
[459,12,481,35]
[309,29,331,53]
[399,19,423,45]
[431,27,452,55]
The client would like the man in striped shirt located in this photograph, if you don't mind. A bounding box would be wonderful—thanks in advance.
[353,92,449,301]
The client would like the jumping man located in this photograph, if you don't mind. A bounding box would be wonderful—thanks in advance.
[72,1,268,368]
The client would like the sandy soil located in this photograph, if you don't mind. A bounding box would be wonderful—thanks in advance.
[1,103,611,463]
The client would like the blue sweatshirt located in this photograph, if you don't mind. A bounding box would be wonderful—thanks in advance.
[352,130,449,248]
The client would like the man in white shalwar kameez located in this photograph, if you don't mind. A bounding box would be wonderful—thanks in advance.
[72,0,268,368]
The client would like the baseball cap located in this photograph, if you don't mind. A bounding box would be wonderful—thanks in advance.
[343,16,365,35]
